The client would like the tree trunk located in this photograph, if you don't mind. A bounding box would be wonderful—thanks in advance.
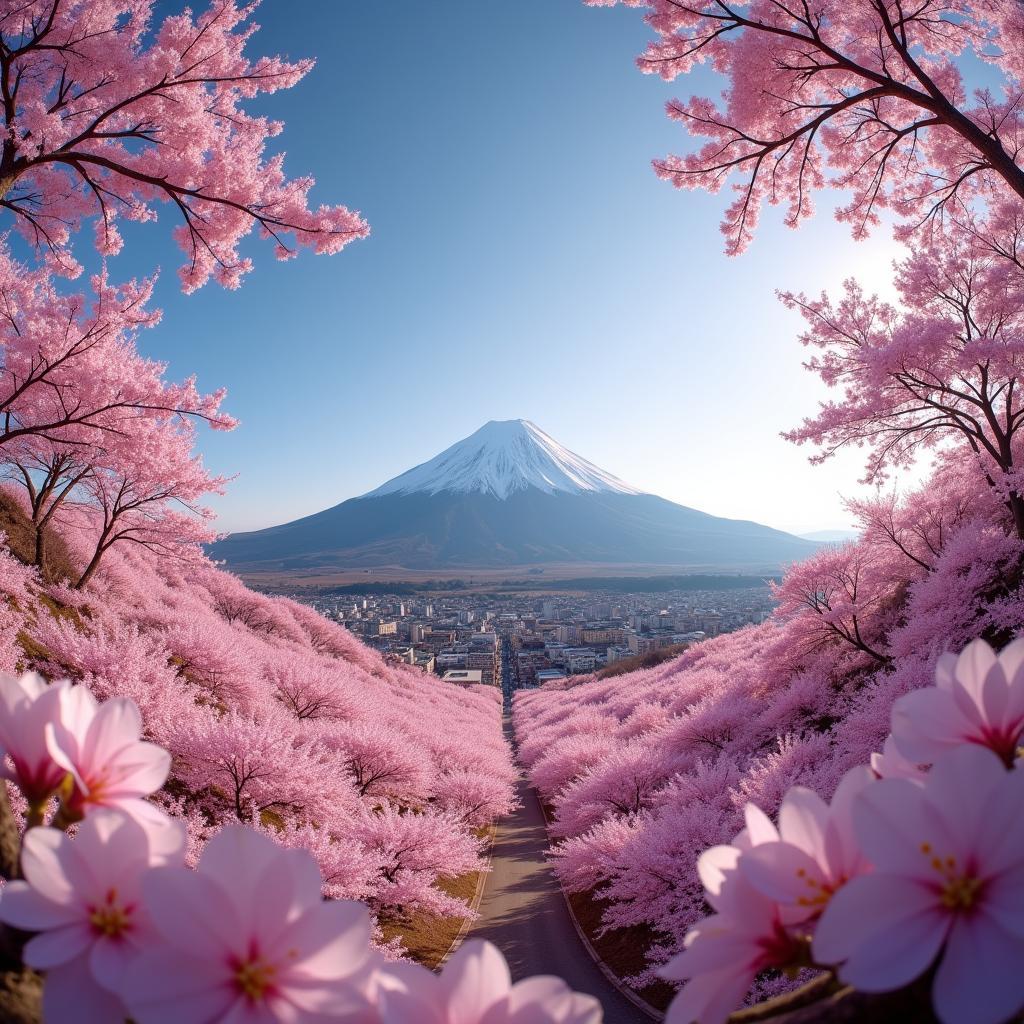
[74,547,105,590]
[0,961,42,1024]
[32,524,46,577]
[1010,493,1024,542]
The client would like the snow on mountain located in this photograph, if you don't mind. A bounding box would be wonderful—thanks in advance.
[364,420,643,500]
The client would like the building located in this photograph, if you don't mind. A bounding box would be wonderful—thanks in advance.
[535,668,568,686]
[442,670,483,686]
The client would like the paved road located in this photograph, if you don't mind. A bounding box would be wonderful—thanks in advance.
[469,717,652,1024]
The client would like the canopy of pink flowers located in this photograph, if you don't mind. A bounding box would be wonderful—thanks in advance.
[0,518,516,935]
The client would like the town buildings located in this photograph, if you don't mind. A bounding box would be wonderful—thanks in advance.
[294,583,777,691]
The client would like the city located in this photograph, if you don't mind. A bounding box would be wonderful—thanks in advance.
[296,584,779,703]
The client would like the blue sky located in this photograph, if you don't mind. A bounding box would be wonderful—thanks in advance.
[114,0,907,535]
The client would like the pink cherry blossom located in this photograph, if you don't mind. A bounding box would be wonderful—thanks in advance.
[377,938,602,1024]
[892,638,1024,767]
[121,824,378,1024]
[0,807,185,1024]
[659,843,802,1024]
[45,688,170,820]
[814,745,1024,1024]
[739,767,874,924]
[0,671,71,808]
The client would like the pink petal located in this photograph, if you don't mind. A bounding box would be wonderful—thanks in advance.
[697,845,741,907]
[502,976,597,1024]
[120,948,235,1024]
[743,803,779,846]
[984,864,1024,938]
[740,841,828,913]
[133,803,187,864]
[935,652,958,691]
[953,640,999,705]
[276,903,374,1010]
[199,825,313,925]
[924,745,1004,861]
[378,963,447,1024]
[41,954,127,1024]
[102,742,171,800]
[46,685,97,774]
[660,920,761,980]
[23,923,94,969]
[852,778,956,876]
[253,847,325,944]
[90,934,143,993]
[891,688,962,763]
[83,698,142,764]
[440,939,511,1024]
[142,865,243,958]
[664,966,756,1024]
[0,881,80,930]
[932,912,1024,1024]
[19,828,91,904]
[974,765,1024,879]
[823,766,873,879]
[220,999,280,1024]
[778,787,829,863]
[813,874,942,968]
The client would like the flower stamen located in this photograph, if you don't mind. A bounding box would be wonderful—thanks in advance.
[88,888,132,938]
[234,957,277,1002]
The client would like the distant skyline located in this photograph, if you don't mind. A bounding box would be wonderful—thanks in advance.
[112,1,919,537]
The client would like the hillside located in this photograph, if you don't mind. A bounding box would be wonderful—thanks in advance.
[0,489,517,943]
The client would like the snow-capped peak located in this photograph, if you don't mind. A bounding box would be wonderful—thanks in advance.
[364,420,643,500]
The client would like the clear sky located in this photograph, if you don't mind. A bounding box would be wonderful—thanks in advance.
[115,0,912,536]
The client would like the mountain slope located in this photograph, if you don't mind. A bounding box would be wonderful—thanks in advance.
[212,420,818,572]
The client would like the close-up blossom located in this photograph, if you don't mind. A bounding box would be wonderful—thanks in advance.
[891,638,1024,766]
[0,672,72,808]
[813,744,1024,1024]
[659,844,802,1024]
[121,824,379,1024]
[0,808,186,1024]
[45,689,171,821]
[738,766,874,925]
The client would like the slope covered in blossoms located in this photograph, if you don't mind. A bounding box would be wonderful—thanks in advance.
[0,490,517,943]
[514,456,1023,995]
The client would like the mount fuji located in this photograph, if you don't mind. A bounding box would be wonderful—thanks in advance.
[211,420,818,573]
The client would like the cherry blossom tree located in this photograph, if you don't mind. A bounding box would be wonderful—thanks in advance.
[784,228,1024,536]
[590,0,1024,254]
[0,259,233,450]
[71,411,225,589]
[0,0,367,289]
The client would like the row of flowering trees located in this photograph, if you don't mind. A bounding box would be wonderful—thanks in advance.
[511,0,1024,1020]
[0,3,522,1015]
[0,532,517,930]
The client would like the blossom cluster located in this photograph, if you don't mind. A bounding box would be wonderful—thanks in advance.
[0,670,597,1024]
[662,639,1024,1024]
